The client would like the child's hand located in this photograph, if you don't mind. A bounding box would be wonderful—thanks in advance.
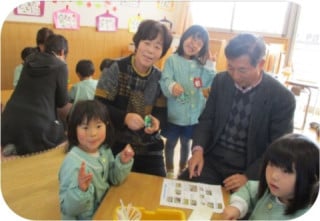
[120,144,134,164]
[209,52,217,62]
[78,161,93,192]
[172,83,184,97]
[222,206,241,220]
[202,87,211,98]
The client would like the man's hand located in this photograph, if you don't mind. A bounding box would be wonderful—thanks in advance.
[188,149,204,179]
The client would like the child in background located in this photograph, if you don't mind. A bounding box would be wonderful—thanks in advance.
[222,133,319,220]
[59,100,134,220]
[69,59,98,104]
[159,25,216,178]
[13,47,37,88]
[99,58,115,72]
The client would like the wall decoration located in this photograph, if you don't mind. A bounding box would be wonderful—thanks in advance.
[7,1,176,30]
[96,10,118,32]
[53,5,80,30]
[74,0,106,9]
[157,0,175,11]
[160,16,173,31]
[128,13,143,33]
[120,0,140,8]
[13,1,45,17]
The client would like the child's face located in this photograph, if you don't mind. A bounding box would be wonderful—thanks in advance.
[266,162,296,204]
[134,34,163,73]
[76,117,106,153]
[182,35,204,59]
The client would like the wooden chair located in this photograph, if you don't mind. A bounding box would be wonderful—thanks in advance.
[1,142,68,220]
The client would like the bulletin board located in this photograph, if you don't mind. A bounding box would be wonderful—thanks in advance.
[13,1,45,17]
[5,0,177,31]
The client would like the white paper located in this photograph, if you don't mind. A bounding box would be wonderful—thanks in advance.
[188,205,213,220]
[160,178,225,213]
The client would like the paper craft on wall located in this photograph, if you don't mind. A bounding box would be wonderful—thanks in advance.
[120,0,140,8]
[53,5,80,30]
[157,0,175,11]
[160,16,173,31]
[128,13,143,33]
[14,1,45,17]
[96,10,118,32]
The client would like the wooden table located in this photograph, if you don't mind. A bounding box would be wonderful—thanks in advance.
[93,172,229,220]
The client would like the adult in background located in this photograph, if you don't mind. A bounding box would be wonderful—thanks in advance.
[12,28,53,90]
[179,33,296,192]
[1,34,71,156]
[36,27,54,52]
[95,19,173,177]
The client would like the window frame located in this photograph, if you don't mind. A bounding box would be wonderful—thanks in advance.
[190,1,293,38]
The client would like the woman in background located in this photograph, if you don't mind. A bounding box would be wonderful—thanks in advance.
[1,34,71,156]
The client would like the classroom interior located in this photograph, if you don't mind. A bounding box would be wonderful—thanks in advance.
[2,1,319,140]
[1,1,320,220]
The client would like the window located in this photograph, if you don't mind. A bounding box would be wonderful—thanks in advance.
[190,1,290,36]
[291,3,320,83]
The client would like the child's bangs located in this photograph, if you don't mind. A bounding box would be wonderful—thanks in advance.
[266,147,295,172]
[193,32,207,42]
[75,102,108,125]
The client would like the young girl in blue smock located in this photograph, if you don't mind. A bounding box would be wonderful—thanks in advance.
[59,100,134,220]
[223,133,319,220]
[159,25,216,178]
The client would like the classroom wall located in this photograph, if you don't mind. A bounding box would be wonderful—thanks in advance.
[1,1,289,90]
[1,1,180,90]
[1,21,135,90]
[4,1,178,29]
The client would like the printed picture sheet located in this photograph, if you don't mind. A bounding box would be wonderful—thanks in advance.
[160,178,225,213]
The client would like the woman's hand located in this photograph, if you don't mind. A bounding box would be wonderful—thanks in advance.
[124,113,145,131]
[144,115,160,134]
